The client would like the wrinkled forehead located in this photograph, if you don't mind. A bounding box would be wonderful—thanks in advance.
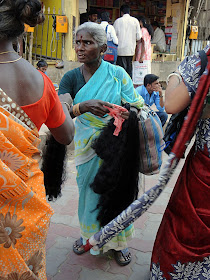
[76,30,97,43]
[76,30,91,38]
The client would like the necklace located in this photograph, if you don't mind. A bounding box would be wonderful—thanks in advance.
[0,57,22,64]
[0,51,16,55]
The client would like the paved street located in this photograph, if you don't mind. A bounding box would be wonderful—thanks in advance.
[42,131,186,280]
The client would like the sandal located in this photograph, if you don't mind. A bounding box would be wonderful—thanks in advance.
[73,237,86,255]
[114,248,132,266]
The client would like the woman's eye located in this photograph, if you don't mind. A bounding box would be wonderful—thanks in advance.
[76,41,80,45]
[86,41,91,45]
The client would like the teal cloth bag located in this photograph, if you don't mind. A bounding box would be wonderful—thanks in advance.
[138,104,164,175]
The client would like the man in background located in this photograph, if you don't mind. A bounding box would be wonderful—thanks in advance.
[88,9,98,23]
[136,74,168,126]
[100,12,118,64]
[113,4,142,77]
[151,21,166,52]
[100,12,118,45]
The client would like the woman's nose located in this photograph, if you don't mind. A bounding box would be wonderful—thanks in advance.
[77,42,85,50]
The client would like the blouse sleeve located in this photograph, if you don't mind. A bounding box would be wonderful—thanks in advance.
[178,52,206,99]
[58,71,75,97]
[44,76,66,129]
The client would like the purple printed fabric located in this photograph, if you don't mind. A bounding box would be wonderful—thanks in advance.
[178,45,210,99]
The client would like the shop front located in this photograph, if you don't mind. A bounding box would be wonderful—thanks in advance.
[87,0,189,62]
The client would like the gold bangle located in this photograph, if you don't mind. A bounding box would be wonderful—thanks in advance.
[61,101,70,111]
[73,103,81,116]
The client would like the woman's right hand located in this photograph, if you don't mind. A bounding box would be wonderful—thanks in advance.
[80,99,113,117]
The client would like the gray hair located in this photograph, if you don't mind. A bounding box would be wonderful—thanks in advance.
[76,22,107,47]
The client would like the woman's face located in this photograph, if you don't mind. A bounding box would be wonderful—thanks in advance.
[75,30,102,64]
[38,66,48,73]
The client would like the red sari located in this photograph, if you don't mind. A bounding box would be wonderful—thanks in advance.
[150,46,210,279]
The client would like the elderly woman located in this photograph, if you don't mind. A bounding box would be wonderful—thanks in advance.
[58,22,144,266]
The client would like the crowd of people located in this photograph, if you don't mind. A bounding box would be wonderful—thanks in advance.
[85,4,168,123]
[0,0,209,279]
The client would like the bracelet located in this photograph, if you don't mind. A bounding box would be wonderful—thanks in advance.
[73,103,81,117]
[166,72,182,85]
[61,101,70,111]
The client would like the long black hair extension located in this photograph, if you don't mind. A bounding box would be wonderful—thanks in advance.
[90,109,140,227]
[41,133,67,201]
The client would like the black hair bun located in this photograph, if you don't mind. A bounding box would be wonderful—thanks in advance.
[15,0,45,26]
[0,0,44,40]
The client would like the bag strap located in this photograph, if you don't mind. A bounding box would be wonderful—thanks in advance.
[105,24,108,34]
[199,50,208,76]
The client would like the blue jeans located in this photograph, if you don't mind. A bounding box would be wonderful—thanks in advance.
[156,111,168,127]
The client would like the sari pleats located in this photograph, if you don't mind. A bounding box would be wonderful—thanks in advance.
[151,145,210,279]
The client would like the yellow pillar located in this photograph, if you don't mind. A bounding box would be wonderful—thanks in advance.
[181,0,190,60]
[63,0,80,61]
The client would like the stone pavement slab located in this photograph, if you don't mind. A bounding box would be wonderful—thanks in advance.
[44,134,186,280]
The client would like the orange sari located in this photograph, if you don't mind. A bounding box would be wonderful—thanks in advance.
[0,88,54,280]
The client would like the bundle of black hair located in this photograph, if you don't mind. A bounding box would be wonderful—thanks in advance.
[90,109,140,227]
[41,133,67,201]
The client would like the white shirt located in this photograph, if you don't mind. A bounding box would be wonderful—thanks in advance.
[151,27,166,52]
[100,21,118,45]
[113,14,142,56]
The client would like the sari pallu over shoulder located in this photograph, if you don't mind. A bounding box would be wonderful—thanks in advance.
[73,60,144,166]
[0,88,53,279]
